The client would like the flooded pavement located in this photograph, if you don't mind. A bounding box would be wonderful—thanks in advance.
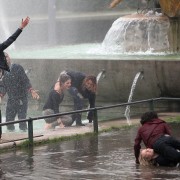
[0,123,180,180]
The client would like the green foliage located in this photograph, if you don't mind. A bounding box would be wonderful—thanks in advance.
[166,116,180,123]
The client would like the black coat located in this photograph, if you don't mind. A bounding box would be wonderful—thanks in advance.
[0,28,22,71]
[0,63,32,100]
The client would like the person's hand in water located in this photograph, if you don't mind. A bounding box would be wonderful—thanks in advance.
[19,16,30,29]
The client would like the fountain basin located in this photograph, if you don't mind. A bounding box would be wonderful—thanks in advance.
[11,55,180,111]
[102,13,180,53]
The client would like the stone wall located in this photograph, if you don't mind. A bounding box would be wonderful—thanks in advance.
[13,58,180,105]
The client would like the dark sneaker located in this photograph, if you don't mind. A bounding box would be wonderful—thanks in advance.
[20,127,27,132]
[88,119,93,123]
[7,125,15,132]
[19,123,27,131]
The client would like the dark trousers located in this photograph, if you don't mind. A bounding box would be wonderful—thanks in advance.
[68,87,84,110]
[6,97,28,130]
[153,135,180,163]
[68,87,84,124]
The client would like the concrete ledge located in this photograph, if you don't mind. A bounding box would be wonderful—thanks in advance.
[0,112,179,151]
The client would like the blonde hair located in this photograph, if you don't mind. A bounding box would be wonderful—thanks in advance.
[138,150,154,166]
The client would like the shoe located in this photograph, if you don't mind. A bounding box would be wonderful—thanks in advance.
[19,123,27,131]
[19,126,27,131]
[76,123,85,126]
[88,119,93,123]
[7,125,15,132]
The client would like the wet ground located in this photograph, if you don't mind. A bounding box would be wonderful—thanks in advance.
[0,112,179,151]
[0,121,180,180]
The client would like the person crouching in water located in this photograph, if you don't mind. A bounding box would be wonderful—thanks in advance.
[63,70,97,126]
[43,73,73,130]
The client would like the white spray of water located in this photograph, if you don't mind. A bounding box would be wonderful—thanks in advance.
[0,2,15,49]
[124,71,143,125]
[96,69,106,84]
[102,12,170,53]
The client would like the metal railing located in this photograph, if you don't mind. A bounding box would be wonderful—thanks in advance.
[0,97,180,146]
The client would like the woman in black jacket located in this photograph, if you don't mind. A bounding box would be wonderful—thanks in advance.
[64,70,97,126]
[43,73,72,130]
[0,16,30,76]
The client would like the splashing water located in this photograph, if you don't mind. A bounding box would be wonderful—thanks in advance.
[0,2,15,49]
[102,13,170,53]
[124,71,143,125]
[96,69,106,84]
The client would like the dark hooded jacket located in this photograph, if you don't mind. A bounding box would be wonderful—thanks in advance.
[134,118,171,162]
[0,64,32,100]
[0,28,22,71]
[66,70,96,108]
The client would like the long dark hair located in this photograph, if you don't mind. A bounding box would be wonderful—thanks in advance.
[82,75,97,93]
[140,111,158,125]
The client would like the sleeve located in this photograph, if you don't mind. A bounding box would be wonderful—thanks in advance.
[51,92,60,114]
[164,123,172,135]
[87,93,96,121]
[18,64,32,90]
[134,129,142,163]
[0,80,6,96]
[0,28,22,51]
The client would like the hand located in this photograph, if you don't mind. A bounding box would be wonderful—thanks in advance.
[20,16,30,29]
[59,122,65,128]
[44,123,52,130]
[57,118,65,128]
[87,111,93,123]
[135,159,140,164]
[31,89,40,100]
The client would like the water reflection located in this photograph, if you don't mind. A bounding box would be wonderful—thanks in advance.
[0,123,179,179]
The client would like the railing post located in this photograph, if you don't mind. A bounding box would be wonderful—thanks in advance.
[93,109,98,133]
[28,118,33,146]
[149,99,154,111]
[0,110,1,139]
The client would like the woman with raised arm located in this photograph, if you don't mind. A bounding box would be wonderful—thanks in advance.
[0,17,30,73]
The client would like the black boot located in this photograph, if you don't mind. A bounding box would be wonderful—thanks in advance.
[73,114,85,126]
[19,122,27,131]
[7,124,15,131]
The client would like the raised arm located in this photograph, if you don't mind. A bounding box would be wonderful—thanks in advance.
[19,16,30,30]
[0,16,30,51]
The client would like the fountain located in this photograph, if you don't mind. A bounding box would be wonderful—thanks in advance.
[0,1,15,49]
[124,71,144,125]
[102,13,170,53]
[96,69,106,83]
[0,0,179,119]
[107,0,180,53]
[0,2,180,179]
